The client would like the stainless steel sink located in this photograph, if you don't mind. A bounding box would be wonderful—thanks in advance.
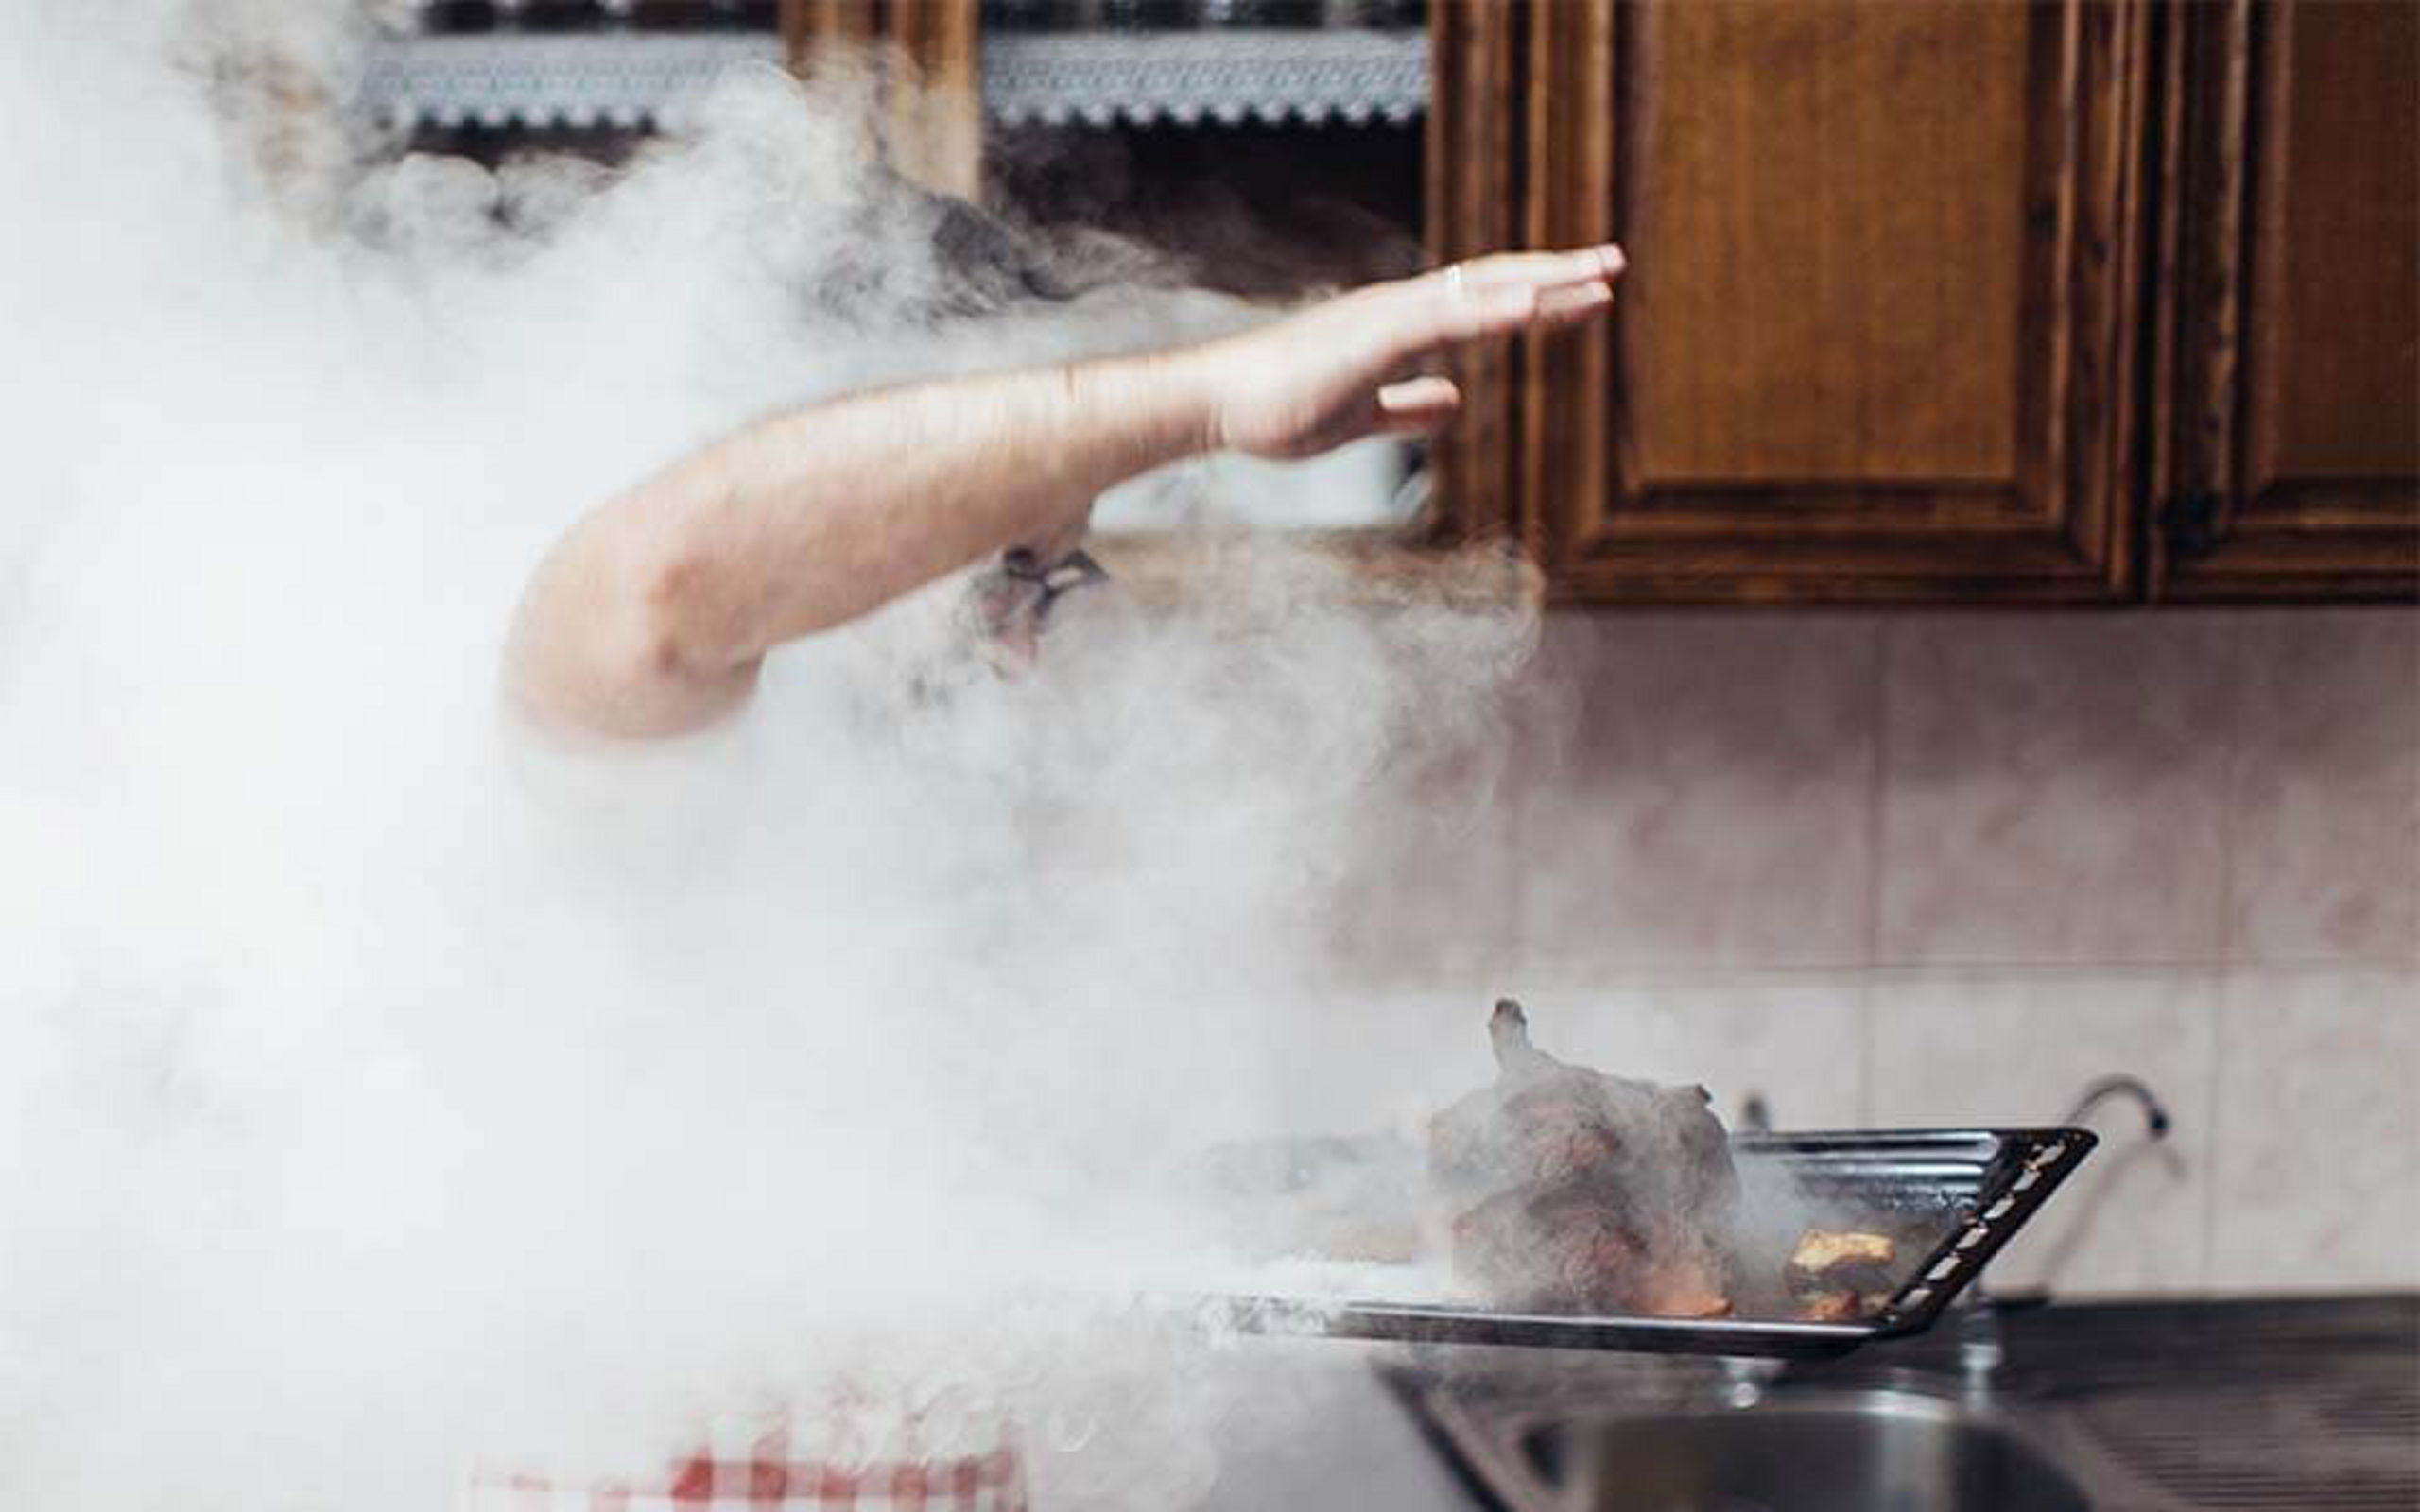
[1386,1297,2420,1512]
[1521,1389,2093,1512]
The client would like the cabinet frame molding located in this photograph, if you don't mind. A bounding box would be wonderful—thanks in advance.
[1423,0,1530,554]
[2146,0,2420,601]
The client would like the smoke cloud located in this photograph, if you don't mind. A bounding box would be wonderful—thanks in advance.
[0,5,1534,1507]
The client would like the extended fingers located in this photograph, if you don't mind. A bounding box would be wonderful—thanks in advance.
[1427,272,1614,345]
[1374,374,1462,432]
[1459,243,1626,293]
[1533,278,1616,328]
[1361,242,1625,365]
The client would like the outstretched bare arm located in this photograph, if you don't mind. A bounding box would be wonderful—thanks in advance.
[506,244,1624,738]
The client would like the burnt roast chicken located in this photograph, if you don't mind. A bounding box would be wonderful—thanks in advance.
[1423,1001,1901,1320]
[1428,1001,1742,1317]
[1214,1000,1898,1321]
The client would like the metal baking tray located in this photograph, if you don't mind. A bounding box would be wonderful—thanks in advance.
[1208,1128,2097,1360]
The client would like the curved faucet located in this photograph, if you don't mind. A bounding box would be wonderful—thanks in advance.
[1959,1073,2174,1396]
[2060,1074,2172,1139]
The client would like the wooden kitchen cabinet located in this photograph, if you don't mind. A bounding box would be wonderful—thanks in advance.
[1505,0,2153,604]
[1447,0,2416,605]
[2146,0,2420,600]
[768,0,2416,604]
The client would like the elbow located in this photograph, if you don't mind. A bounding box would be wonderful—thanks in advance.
[506,550,760,741]
[636,554,737,684]
[600,555,763,733]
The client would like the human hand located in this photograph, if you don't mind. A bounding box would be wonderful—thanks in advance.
[1194,244,1625,462]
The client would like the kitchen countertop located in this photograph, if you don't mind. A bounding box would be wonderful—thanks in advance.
[1195,1294,2420,1511]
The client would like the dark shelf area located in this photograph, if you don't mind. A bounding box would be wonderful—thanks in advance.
[990,115,1423,298]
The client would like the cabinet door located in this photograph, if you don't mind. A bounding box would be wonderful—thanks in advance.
[2149,0,2420,600]
[1522,0,2149,602]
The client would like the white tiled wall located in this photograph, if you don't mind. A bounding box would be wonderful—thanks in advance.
[2209,968,2420,1291]
[1875,615,2237,965]
[1333,608,2420,1297]
[1513,614,1880,970]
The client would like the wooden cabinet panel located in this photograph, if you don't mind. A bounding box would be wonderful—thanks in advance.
[1626,2,2029,485]
[1427,0,1529,548]
[2150,0,2420,600]
[1521,0,2149,603]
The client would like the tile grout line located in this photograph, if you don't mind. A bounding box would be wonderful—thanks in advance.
[1394,956,2282,990]
[2215,612,2248,969]
[1863,613,1893,970]
[2202,616,2251,1289]
[1496,704,1525,979]
[1498,638,1543,973]
[2407,610,2420,968]
[2204,970,2232,1290]
[1859,614,1892,1125]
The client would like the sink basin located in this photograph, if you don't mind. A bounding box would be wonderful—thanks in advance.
[1525,1389,2093,1512]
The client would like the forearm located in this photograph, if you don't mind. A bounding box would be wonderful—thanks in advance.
[508,243,1625,739]
[508,348,1214,736]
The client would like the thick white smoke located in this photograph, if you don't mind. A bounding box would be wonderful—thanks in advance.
[0,5,1534,1507]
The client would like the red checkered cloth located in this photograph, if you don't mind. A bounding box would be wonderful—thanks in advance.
[464,1415,1028,1512]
